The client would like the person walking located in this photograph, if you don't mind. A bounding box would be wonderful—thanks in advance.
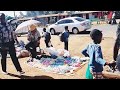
[113,22,120,61]
[111,12,117,25]
[60,26,69,50]
[107,11,113,24]
[43,28,53,48]
[0,13,25,75]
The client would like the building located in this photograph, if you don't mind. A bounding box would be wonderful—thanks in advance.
[17,11,107,25]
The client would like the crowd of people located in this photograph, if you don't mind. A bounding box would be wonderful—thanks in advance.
[0,13,70,76]
[97,11,117,25]
[0,12,120,79]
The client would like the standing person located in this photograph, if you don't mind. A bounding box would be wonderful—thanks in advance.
[25,25,41,61]
[104,14,108,24]
[60,26,69,50]
[113,22,120,61]
[0,13,25,75]
[7,19,20,46]
[107,11,113,24]
[97,12,101,24]
[112,22,120,71]
[112,12,117,25]
[43,28,53,48]
[81,29,114,79]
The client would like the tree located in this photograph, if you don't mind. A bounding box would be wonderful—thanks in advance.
[6,15,13,20]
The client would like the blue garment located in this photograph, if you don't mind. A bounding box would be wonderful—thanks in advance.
[63,30,69,42]
[81,43,106,72]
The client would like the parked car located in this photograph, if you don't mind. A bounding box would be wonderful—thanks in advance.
[48,17,91,35]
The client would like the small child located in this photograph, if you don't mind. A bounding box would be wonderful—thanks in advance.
[43,28,53,48]
[82,29,113,79]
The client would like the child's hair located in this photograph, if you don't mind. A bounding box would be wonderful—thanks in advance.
[90,29,102,40]
[65,26,68,30]
[43,28,46,32]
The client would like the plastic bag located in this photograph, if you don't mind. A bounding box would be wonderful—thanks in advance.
[86,64,93,79]
[46,47,58,56]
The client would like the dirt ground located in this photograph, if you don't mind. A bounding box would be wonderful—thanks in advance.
[0,34,115,79]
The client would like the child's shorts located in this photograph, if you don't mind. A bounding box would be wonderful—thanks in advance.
[89,67,104,79]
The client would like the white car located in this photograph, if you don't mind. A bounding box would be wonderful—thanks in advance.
[37,27,45,37]
[48,17,91,35]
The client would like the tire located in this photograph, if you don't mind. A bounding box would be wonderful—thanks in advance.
[50,28,56,35]
[17,34,21,37]
[72,27,79,34]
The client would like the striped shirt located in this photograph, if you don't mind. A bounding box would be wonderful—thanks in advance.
[0,23,16,44]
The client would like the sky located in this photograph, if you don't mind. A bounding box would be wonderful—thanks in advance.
[0,11,26,17]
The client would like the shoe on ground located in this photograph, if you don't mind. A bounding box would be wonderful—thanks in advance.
[18,71,25,75]
[36,56,41,60]
[27,58,34,63]
[1,71,8,75]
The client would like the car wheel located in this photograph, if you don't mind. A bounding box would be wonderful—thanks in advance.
[72,27,79,34]
[50,28,56,35]
[17,34,21,37]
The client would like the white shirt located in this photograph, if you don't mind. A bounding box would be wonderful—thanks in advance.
[112,13,115,19]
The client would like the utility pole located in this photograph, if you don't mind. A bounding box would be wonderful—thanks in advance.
[14,11,16,19]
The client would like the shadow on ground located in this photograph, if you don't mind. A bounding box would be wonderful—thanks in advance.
[76,31,90,34]
[7,73,54,79]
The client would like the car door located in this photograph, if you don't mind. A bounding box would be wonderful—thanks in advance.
[56,20,66,32]
[62,19,74,32]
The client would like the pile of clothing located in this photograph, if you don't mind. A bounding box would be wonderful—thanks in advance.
[15,40,42,58]
[15,40,29,58]
[27,55,89,75]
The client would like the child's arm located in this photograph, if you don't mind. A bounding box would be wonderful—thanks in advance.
[95,46,106,66]
[95,47,115,67]
[81,46,89,57]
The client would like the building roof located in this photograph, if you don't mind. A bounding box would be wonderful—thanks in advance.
[17,11,103,21]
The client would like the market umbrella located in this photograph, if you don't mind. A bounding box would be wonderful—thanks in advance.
[15,20,41,34]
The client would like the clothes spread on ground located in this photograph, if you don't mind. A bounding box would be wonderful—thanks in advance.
[26,56,89,75]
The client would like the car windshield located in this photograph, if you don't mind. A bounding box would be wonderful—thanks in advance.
[75,17,85,22]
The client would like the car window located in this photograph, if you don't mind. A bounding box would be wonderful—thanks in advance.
[64,19,74,23]
[75,17,85,22]
[57,20,65,24]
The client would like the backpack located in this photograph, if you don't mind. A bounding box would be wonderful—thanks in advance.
[60,33,64,42]
[45,32,51,41]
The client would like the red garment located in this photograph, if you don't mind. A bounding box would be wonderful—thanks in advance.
[107,11,113,19]
[98,12,101,18]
